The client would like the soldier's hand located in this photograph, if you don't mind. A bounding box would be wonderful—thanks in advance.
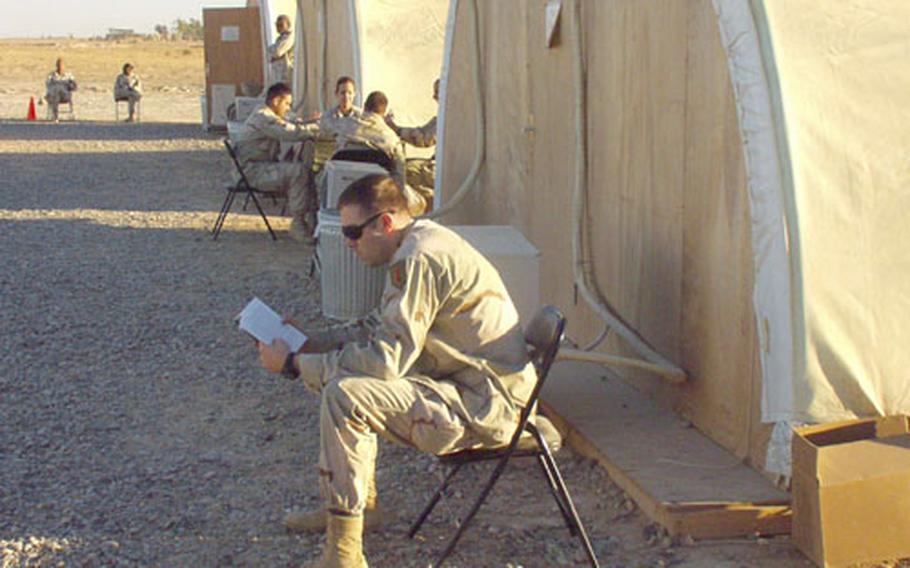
[259,339,290,374]
[282,314,304,331]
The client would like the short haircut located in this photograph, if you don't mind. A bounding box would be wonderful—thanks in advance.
[276,14,290,27]
[122,62,133,74]
[338,174,408,215]
[364,91,388,114]
[335,76,356,93]
[265,82,292,103]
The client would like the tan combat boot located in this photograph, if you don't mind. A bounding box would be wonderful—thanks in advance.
[285,476,385,534]
[306,513,368,568]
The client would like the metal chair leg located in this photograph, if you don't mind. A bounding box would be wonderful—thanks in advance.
[433,457,511,567]
[212,188,234,232]
[536,454,579,536]
[409,463,462,538]
[538,442,600,568]
[527,425,578,535]
[212,189,237,240]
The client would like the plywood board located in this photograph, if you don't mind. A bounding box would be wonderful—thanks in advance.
[203,7,264,126]
[542,361,789,538]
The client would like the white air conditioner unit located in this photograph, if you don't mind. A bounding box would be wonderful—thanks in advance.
[450,225,540,326]
[323,160,388,209]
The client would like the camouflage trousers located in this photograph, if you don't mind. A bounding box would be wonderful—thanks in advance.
[242,143,317,221]
[115,91,142,116]
[45,86,72,119]
[405,158,434,211]
[318,376,480,514]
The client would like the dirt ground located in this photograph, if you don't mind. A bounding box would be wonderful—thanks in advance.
[0,38,900,568]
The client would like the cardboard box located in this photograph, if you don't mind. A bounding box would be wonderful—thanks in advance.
[792,416,910,567]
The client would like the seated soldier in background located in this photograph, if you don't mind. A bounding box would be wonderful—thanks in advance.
[385,78,439,209]
[113,63,143,123]
[318,76,362,138]
[233,82,320,243]
[45,57,77,122]
[333,91,427,215]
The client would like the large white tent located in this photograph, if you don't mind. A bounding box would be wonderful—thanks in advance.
[716,0,910,425]
[247,0,910,478]
[436,0,910,477]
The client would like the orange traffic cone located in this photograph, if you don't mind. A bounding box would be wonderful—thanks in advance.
[27,97,37,121]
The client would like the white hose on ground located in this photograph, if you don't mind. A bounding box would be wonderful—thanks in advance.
[422,0,484,220]
[568,0,686,382]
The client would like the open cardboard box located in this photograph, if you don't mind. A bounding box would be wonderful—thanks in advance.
[792,416,910,567]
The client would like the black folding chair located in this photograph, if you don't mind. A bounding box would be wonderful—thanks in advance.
[212,139,280,241]
[409,306,599,567]
[329,147,395,173]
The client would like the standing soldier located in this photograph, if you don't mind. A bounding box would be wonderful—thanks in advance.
[268,15,295,86]
[114,63,143,123]
[233,83,319,242]
[45,57,77,122]
[257,174,555,566]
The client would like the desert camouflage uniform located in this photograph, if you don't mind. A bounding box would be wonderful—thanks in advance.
[318,104,362,139]
[294,219,536,514]
[113,73,142,118]
[319,108,426,213]
[268,30,294,85]
[234,106,319,221]
[400,116,437,208]
[45,71,76,120]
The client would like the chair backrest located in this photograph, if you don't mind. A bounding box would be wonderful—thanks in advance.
[223,139,253,188]
[506,305,567,449]
[330,147,395,174]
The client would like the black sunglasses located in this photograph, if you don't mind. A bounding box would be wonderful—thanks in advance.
[341,210,392,241]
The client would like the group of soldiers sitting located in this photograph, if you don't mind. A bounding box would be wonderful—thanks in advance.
[44,57,143,123]
[231,75,439,244]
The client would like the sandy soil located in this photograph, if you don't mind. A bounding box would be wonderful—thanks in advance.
[0,38,903,568]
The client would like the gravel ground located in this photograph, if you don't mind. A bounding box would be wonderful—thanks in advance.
[0,120,818,567]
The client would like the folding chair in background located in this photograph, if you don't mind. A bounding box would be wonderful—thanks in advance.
[115,97,141,122]
[212,139,282,241]
[408,305,600,567]
[46,94,75,121]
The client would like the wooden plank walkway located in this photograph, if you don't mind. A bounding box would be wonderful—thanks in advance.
[542,361,791,539]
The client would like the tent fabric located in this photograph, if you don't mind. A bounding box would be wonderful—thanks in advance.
[356,0,448,159]
[717,0,910,423]
[710,1,796,422]
[763,1,910,421]
[436,0,768,462]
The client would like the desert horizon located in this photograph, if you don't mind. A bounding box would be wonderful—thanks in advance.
[0,38,204,123]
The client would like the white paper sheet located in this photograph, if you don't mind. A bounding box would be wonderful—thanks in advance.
[236,297,308,352]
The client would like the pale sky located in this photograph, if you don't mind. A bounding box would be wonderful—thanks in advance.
[0,0,247,38]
